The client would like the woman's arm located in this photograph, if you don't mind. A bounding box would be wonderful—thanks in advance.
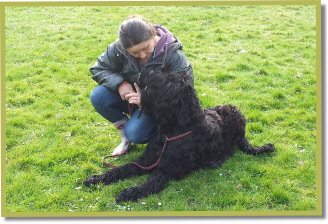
[90,42,126,91]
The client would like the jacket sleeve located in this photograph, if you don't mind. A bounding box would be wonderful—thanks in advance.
[166,50,194,87]
[90,42,125,91]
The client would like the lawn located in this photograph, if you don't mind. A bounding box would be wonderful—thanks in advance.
[3,4,319,215]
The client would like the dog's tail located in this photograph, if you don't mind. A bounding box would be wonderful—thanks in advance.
[237,137,274,155]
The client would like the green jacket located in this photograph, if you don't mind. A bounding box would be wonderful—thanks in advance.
[90,27,193,91]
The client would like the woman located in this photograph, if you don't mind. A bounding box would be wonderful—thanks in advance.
[89,16,194,155]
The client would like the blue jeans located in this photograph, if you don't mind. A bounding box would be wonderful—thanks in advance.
[90,85,159,144]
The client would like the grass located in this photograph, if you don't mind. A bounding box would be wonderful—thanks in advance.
[4,5,318,214]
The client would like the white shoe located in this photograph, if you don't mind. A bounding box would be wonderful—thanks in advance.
[111,141,130,156]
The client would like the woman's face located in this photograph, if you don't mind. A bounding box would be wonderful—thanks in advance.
[126,37,157,60]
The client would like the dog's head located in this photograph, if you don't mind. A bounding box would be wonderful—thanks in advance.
[140,70,203,127]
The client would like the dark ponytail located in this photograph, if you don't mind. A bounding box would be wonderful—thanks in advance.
[118,15,156,49]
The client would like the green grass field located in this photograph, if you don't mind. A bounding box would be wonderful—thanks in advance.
[4,5,318,214]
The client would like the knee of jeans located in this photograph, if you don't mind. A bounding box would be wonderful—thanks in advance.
[90,85,110,110]
[90,86,101,106]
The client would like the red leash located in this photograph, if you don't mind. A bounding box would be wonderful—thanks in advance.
[103,131,193,170]
[102,149,128,168]
[128,104,134,117]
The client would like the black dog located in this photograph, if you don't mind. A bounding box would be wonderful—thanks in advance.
[83,71,274,203]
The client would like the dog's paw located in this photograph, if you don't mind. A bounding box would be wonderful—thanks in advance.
[116,187,141,203]
[83,175,102,186]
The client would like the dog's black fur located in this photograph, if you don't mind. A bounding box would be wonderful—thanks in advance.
[83,71,274,203]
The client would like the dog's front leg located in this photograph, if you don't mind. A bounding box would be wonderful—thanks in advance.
[116,170,169,203]
[83,163,147,186]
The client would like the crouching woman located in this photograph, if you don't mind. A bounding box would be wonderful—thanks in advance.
[89,15,194,155]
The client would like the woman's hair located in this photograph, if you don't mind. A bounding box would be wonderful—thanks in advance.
[118,15,156,49]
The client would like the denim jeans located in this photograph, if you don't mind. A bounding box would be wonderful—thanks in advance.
[90,85,159,144]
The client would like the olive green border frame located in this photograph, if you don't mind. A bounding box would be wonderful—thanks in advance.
[0,0,322,218]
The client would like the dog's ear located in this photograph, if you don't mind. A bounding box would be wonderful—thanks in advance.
[175,85,192,126]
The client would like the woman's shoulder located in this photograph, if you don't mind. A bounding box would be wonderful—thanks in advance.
[103,40,131,62]
[105,40,122,54]
[167,47,189,62]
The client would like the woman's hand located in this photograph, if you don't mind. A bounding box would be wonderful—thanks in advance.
[125,83,142,108]
[118,82,134,100]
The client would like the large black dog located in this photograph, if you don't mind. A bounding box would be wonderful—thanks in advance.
[83,71,274,203]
